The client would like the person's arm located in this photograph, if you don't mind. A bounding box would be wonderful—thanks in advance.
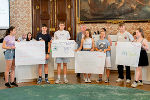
[76,33,80,45]
[47,35,51,54]
[90,38,95,51]
[95,47,102,52]
[67,31,71,40]
[127,32,134,42]
[142,39,149,51]
[2,41,15,50]
[104,46,111,53]
[108,35,112,46]
[115,33,119,46]
[76,39,84,51]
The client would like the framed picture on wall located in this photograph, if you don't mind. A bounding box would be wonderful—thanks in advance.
[77,0,150,23]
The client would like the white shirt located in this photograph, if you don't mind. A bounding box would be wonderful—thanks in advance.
[54,30,70,40]
[117,31,134,42]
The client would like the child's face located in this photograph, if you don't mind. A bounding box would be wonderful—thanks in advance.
[136,30,141,38]
[28,33,32,40]
[42,26,47,33]
[59,24,65,30]
[11,28,16,35]
[22,34,27,39]
[85,31,90,37]
[119,26,125,32]
[133,35,137,39]
[100,31,105,38]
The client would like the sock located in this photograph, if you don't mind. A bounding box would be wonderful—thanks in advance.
[135,81,138,83]
[139,80,142,83]
[39,76,42,78]
[58,75,60,80]
[45,74,48,79]
[64,75,66,79]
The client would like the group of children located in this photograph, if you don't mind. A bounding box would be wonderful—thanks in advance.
[2,22,149,88]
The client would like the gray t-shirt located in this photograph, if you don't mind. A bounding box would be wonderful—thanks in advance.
[117,31,134,42]
[96,39,111,57]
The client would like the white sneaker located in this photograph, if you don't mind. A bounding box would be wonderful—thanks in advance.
[88,78,91,83]
[131,82,138,88]
[138,81,143,86]
[64,79,68,84]
[126,79,131,84]
[116,78,124,82]
[105,78,110,83]
[85,78,88,83]
[55,79,61,84]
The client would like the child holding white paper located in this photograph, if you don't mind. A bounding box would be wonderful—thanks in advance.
[54,22,71,84]
[2,26,18,88]
[131,28,149,88]
[76,29,95,83]
[95,31,111,83]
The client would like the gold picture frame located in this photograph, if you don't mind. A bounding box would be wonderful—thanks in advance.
[76,0,150,24]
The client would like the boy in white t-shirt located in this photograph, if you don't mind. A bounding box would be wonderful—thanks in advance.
[54,22,70,84]
[116,23,134,83]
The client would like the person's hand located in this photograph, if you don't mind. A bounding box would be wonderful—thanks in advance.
[46,54,49,60]
[104,49,107,53]
[11,46,16,49]
[99,49,102,52]
[75,49,79,52]
[90,49,94,51]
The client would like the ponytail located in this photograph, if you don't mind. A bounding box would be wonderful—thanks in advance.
[5,26,15,36]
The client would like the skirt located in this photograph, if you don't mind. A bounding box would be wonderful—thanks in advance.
[138,49,149,66]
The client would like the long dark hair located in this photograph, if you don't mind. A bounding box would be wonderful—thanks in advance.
[137,28,144,38]
[5,26,15,36]
[26,32,32,41]
[84,29,92,39]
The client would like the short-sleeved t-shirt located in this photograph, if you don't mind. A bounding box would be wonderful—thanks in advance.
[117,31,134,42]
[96,39,111,57]
[4,35,15,47]
[36,32,51,54]
[54,30,70,40]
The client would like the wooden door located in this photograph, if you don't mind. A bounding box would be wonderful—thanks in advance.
[32,0,76,39]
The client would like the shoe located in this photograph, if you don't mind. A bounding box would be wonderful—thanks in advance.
[45,78,50,84]
[5,82,11,88]
[138,81,143,86]
[126,79,131,84]
[37,78,42,84]
[131,82,138,88]
[55,79,61,84]
[88,78,91,83]
[96,78,102,83]
[116,78,124,82]
[10,82,18,87]
[85,78,88,83]
[64,79,68,84]
[105,78,110,83]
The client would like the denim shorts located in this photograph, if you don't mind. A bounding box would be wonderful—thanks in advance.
[45,59,49,64]
[4,49,15,60]
[56,58,70,63]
